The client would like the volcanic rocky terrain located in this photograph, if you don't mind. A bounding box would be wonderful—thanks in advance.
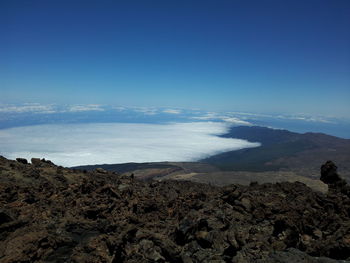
[1,156,350,262]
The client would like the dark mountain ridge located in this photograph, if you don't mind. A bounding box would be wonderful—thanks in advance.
[202,126,350,179]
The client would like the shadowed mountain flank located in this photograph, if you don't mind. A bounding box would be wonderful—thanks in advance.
[202,126,350,180]
[1,156,350,262]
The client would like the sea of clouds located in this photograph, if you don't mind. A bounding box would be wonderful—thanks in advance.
[0,122,260,167]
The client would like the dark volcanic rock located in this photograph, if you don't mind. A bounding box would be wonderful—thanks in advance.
[30,157,42,166]
[0,156,350,262]
[16,158,28,164]
[321,160,344,185]
[321,160,350,197]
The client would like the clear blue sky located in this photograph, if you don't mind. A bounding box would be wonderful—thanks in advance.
[1,0,349,117]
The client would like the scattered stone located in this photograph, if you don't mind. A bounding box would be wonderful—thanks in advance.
[31,158,42,166]
[241,197,252,211]
[41,158,55,165]
[117,183,130,192]
[16,158,28,164]
[95,168,107,174]
[313,229,323,239]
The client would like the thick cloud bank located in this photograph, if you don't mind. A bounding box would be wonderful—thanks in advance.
[0,122,260,167]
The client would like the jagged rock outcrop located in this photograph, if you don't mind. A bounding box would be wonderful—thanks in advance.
[321,160,344,185]
[0,156,350,262]
[321,160,350,196]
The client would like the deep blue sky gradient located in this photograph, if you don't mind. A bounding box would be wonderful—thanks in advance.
[1,0,349,117]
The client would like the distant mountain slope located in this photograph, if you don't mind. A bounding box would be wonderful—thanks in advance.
[74,162,181,174]
[220,126,301,145]
[202,126,350,179]
[73,162,220,181]
[73,161,327,192]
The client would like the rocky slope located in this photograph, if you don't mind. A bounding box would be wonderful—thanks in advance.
[1,156,350,262]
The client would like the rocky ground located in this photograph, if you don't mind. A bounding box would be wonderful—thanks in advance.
[1,156,350,262]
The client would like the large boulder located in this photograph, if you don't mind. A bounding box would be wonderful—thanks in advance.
[321,161,342,184]
[320,161,346,186]
[320,161,349,196]
[16,158,28,164]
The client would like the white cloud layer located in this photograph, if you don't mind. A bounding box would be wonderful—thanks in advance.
[163,109,182,114]
[132,107,158,115]
[0,122,259,167]
[0,104,56,114]
[191,113,252,126]
[68,104,104,112]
